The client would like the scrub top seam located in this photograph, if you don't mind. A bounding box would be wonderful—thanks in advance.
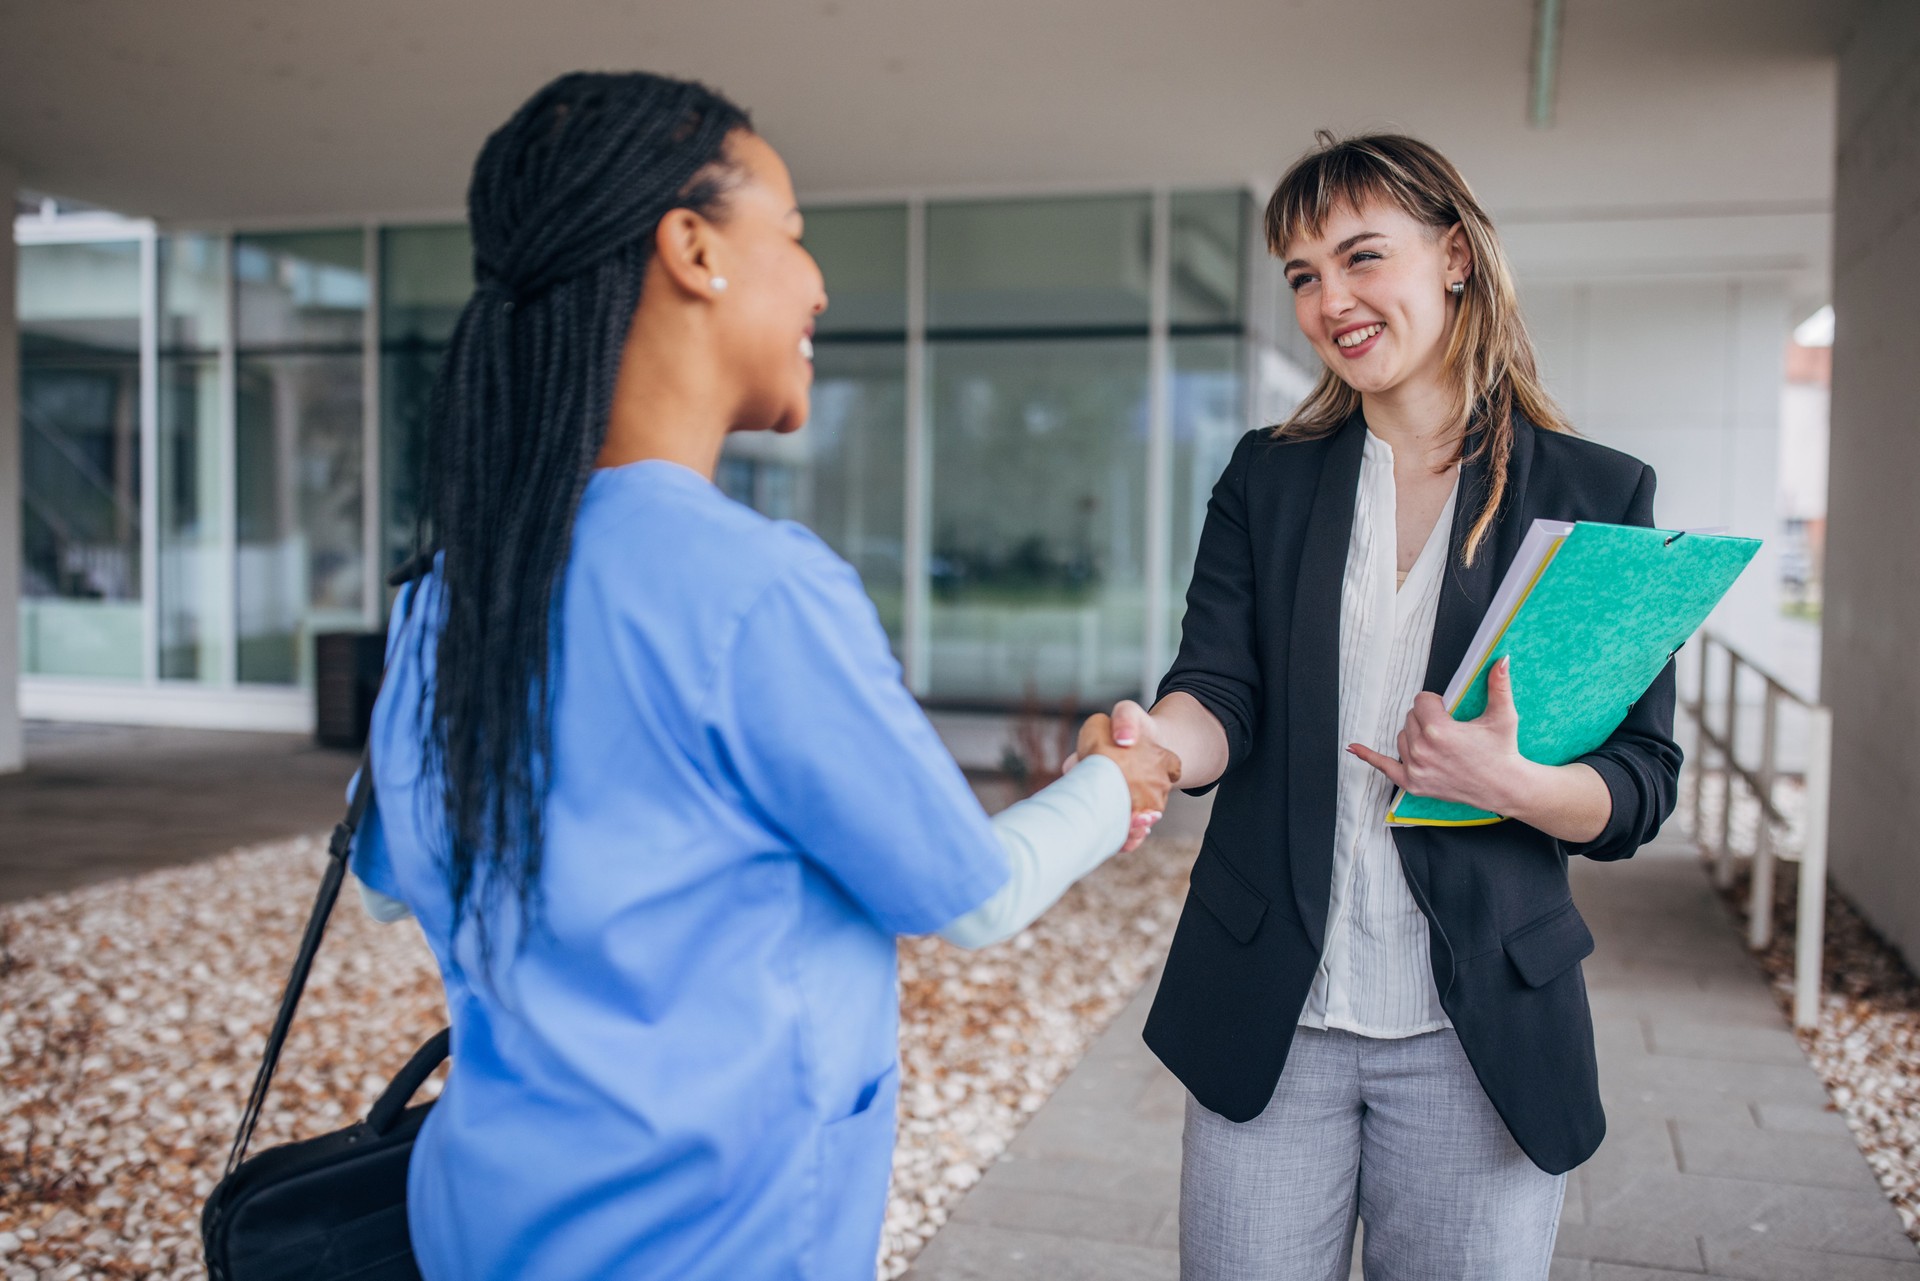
[688,540,844,823]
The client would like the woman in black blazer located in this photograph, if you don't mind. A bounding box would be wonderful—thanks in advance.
[1098,134,1681,1279]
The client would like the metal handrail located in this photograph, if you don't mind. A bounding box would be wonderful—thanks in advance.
[1685,631,1831,1029]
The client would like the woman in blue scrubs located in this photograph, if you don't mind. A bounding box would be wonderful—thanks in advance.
[348,73,1179,1280]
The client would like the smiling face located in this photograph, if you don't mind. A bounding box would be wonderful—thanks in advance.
[1281,197,1469,402]
[703,132,828,435]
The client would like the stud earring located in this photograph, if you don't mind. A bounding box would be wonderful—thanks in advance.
[710,277,729,293]
[1448,280,1465,297]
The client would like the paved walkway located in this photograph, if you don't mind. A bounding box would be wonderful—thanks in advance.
[0,722,359,903]
[909,834,1920,1280]
[0,715,1054,905]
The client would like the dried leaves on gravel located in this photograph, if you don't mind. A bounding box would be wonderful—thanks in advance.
[0,831,1194,1278]
[1693,770,1920,1243]
[1717,858,1920,1243]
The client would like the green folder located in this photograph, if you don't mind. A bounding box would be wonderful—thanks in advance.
[1386,520,1761,827]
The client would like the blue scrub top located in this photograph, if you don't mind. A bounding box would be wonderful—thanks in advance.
[352,460,1009,1280]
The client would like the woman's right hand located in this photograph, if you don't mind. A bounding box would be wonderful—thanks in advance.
[1074,707,1180,851]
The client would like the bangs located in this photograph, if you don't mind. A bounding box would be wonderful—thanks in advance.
[1264,137,1439,257]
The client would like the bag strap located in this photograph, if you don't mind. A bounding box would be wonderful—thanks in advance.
[366,1027,453,1135]
[223,556,435,1176]
[223,751,375,1175]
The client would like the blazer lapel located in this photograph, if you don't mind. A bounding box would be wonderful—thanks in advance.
[1286,415,1366,952]
[1421,415,1537,695]
[1398,415,1538,997]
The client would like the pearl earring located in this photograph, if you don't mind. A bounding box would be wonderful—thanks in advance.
[710,277,729,293]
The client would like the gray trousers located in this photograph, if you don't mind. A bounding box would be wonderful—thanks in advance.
[1180,1026,1566,1281]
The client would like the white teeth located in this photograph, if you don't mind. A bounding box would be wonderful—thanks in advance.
[799,335,814,360]
[1336,323,1383,349]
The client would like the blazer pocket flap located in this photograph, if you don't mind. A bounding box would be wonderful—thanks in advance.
[1503,901,1595,988]
[1189,851,1268,945]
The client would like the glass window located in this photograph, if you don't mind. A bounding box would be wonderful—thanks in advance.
[160,233,228,352]
[1171,191,1247,329]
[157,356,228,680]
[235,230,367,348]
[235,354,365,685]
[719,343,908,648]
[234,231,367,685]
[156,234,230,682]
[926,338,1148,703]
[718,205,910,648]
[805,205,907,336]
[17,240,144,679]
[928,196,1152,331]
[382,224,472,345]
[381,224,472,572]
[1168,337,1246,657]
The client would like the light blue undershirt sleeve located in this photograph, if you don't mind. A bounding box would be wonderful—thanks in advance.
[346,767,412,923]
[351,585,424,926]
[358,758,1132,937]
[358,882,412,923]
[936,754,1132,950]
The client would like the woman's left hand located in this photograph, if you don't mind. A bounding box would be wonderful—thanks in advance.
[1348,655,1528,815]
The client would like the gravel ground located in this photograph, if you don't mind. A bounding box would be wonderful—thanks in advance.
[1688,769,1920,1243]
[1714,861,1920,1243]
[0,830,1195,1278]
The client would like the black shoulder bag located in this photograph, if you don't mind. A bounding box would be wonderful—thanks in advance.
[200,756,449,1279]
[204,564,449,1280]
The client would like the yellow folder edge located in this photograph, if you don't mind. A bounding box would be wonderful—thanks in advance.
[1383,532,1572,828]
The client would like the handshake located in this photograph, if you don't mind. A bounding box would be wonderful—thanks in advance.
[1067,700,1182,853]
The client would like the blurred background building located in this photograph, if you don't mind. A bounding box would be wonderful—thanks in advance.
[0,0,1848,738]
[4,1,1917,957]
[10,188,1279,722]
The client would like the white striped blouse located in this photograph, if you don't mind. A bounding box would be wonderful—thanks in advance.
[1297,430,1459,1039]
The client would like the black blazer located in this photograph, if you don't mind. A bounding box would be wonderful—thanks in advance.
[1144,411,1681,1176]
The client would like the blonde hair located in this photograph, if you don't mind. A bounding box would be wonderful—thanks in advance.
[1265,131,1571,565]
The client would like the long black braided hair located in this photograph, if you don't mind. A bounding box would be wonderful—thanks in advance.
[417,72,751,963]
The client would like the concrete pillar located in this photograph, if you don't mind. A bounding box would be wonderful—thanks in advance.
[1821,0,1920,962]
[0,156,20,774]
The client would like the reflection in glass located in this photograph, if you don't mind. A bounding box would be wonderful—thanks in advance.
[1169,338,1246,657]
[158,358,228,680]
[1171,191,1248,329]
[927,338,1148,703]
[717,203,909,647]
[160,233,228,351]
[235,355,365,685]
[10,198,1262,708]
[382,225,472,345]
[804,205,907,336]
[235,230,367,348]
[928,196,1151,331]
[381,224,472,571]
[381,344,441,573]
[230,231,367,684]
[17,240,144,677]
[719,343,907,645]
[156,234,231,682]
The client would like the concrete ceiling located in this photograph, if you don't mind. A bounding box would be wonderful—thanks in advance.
[0,0,1852,305]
